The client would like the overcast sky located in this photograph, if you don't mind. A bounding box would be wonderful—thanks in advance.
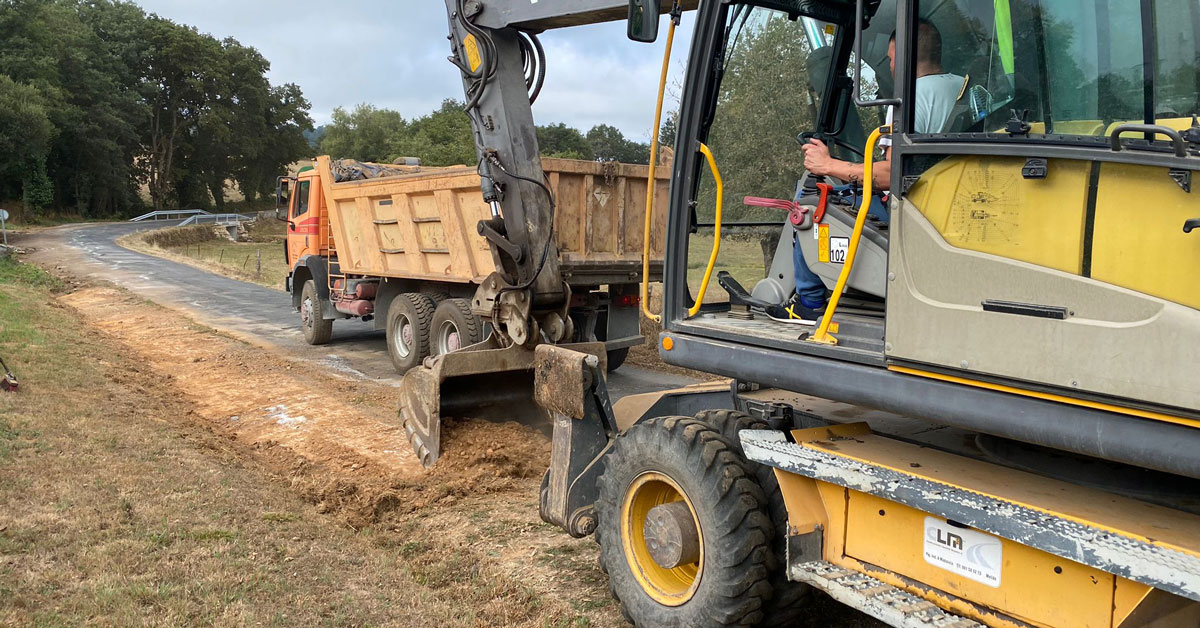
[134,1,693,142]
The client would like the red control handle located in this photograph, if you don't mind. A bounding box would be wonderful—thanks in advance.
[743,196,809,226]
[813,183,832,224]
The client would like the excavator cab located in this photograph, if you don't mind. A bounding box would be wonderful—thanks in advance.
[663,0,1200,430]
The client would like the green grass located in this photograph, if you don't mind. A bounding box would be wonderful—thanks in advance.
[0,256,62,290]
[686,232,776,303]
[170,240,289,287]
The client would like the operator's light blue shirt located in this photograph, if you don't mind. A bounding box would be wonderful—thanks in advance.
[880,73,967,146]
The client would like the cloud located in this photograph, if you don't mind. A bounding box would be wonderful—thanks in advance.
[134,0,693,141]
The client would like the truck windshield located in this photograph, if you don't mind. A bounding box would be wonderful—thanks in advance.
[919,0,1200,137]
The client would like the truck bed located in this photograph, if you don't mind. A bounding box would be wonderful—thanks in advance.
[315,155,668,286]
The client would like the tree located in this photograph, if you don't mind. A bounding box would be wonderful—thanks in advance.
[658,110,678,148]
[0,76,55,216]
[537,122,593,159]
[699,13,821,223]
[304,125,326,149]
[0,0,149,216]
[319,104,405,162]
[586,124,650,164]
[0,0,312,217]
[235,82,312,203]
[390,99,475,166]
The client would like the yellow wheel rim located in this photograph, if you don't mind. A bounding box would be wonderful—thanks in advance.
[620,471,703,606]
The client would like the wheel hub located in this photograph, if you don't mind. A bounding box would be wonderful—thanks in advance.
[643,501,701,569]
[620,471,703,606]
[438,320,461,354]
[395,316,412,358]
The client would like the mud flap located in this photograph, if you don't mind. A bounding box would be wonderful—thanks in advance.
[397,339,606,468]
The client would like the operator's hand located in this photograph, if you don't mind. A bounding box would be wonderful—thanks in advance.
[801,138,836,176]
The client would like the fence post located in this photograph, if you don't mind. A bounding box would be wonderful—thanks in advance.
[256,250,262,278]
[243,255,250,271]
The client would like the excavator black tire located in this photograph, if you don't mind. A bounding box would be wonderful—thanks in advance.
[694,409,813,627]
[430,297,483,356]
[595,416,774,627]
[300,280,333,346]
[386,292,436,373]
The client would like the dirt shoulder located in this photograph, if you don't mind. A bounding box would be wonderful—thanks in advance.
[0,259,623,627]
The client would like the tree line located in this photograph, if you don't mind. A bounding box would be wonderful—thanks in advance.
[317,101,661,167]
[0,0,313,218]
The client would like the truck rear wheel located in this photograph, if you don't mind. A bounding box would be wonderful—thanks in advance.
[430,298,483,356]
[387,293,436,373]
[695,410,812,626]
[595,416,774,627]
[300,280,333,345]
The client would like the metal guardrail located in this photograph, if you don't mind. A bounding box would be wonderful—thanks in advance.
[177,213,253,227]
[129,209,211,222]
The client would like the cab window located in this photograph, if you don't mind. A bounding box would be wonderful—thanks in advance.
[293,180,311,218]
[920,0,1200,136]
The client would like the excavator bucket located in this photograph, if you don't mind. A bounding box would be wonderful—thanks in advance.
[397,340,607,467]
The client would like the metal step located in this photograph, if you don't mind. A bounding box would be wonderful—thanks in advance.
[741,428,1200,602]
[794,561,982,628]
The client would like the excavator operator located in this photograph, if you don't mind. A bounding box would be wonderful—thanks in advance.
[766,18,966,324]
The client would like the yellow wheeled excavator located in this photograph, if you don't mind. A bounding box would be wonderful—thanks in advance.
[399,0,1200,625]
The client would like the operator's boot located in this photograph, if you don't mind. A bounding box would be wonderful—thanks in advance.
[765,294,825,325]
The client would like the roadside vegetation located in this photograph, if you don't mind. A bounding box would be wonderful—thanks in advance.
[119,222,290,290]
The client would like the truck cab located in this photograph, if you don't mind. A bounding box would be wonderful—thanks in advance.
[279,164,326,276]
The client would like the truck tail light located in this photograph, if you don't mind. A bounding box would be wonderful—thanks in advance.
[616,294,640,308]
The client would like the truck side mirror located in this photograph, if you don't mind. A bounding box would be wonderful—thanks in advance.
[275,176,290,221]
[627,0,661,43]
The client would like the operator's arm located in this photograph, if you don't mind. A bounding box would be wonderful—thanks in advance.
[801,139,891,191]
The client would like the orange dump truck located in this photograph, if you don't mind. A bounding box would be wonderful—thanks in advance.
[278,155,667,373]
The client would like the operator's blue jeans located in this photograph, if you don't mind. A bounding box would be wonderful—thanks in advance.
[793,191,889,309]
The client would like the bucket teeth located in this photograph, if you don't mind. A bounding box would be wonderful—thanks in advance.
[398,365,442,468]
[401,416,435,468]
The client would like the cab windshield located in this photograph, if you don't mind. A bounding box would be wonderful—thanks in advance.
[913,0,1200,137]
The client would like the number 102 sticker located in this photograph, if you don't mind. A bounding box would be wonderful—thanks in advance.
[829,237,849,264]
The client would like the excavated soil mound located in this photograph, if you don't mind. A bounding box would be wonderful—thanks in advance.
[59,285,552,529]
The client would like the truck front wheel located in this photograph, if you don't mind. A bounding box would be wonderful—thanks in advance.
[387,293,436,373]
[300,280,333,345]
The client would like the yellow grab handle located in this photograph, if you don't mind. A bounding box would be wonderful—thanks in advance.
[641,13,678,325]
[808,126,888,345]
[687,142,723,318]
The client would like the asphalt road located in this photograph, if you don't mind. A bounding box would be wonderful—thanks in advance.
[27,221,695,398]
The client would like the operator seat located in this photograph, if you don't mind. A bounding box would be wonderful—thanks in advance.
[752,176,891,305]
